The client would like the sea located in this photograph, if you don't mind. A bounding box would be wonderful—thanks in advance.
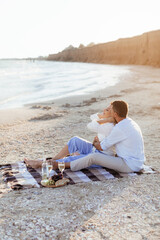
[0,60,131,110]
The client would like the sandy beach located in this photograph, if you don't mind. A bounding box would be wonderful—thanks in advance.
[0,65,160,239]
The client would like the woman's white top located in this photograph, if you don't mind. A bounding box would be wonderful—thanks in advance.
[87,113,115,156]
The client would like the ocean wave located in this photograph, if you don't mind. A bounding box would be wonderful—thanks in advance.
[0,60,130,109]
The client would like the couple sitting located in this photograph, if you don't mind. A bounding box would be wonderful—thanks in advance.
[25,100,146,173]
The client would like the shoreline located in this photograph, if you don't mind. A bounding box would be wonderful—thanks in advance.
[0,61,130,112]
[0,64,155,126]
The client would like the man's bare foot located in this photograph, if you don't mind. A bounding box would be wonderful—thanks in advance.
[24,158,42,168]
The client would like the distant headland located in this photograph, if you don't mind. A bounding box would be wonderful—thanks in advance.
[47,30,160,68]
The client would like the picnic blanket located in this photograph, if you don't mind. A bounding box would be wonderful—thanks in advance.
[0,162,156,190]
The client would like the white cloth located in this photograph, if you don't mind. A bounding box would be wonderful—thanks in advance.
[87,113,115,156]
[100,117,146,171]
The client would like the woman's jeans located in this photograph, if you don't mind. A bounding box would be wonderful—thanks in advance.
[57,136,133,173]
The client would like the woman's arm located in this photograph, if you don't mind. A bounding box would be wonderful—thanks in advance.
[97,117,116,124]
[90,113,100,121]
[87,120,114,137]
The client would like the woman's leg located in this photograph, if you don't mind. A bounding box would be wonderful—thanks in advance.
[24,154,84,169]
[56,154,87,162]
[52,145,69,160]
[25,137,93,168]
[52,136,93,160]
[67,136,93,154]
[24,158,43,168]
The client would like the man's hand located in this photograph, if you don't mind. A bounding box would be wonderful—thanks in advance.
[93,136,103,151]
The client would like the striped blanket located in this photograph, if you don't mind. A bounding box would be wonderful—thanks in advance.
[0,162,156,190]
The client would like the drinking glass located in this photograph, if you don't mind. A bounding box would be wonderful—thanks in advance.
[58,161,65,178]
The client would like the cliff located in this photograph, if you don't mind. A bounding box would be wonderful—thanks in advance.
[47,30,160,67]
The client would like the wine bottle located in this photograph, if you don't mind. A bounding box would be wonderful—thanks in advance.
[42,158,48,180]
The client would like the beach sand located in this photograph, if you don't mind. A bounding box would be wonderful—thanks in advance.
[0,65,160,239]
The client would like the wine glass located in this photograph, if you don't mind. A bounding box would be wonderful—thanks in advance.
[58,161,65,178]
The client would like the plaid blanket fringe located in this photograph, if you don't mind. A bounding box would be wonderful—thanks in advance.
[0,162,156,190]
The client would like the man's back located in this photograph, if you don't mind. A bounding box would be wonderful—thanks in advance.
[101,117,146,171]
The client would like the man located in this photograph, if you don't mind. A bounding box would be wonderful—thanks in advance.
[52,100,146,173]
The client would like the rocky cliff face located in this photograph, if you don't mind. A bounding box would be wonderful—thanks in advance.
[47,30,160,67]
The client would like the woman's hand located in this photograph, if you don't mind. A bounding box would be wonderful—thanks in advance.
[97,113,104,119]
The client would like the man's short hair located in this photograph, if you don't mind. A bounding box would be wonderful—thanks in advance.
[111,100,128,118]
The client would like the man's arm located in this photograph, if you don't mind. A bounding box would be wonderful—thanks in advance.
[100,126,126,151]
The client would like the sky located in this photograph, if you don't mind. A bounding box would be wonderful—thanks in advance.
[0,0,159,59]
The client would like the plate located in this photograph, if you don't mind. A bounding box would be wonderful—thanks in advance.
[41,178,69,188]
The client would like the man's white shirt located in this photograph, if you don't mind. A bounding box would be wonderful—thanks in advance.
[100,117,146,171]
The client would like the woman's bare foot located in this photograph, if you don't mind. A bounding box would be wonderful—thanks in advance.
[24,158,42,168]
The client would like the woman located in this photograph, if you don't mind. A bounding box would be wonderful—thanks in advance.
[25,106,116,168]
